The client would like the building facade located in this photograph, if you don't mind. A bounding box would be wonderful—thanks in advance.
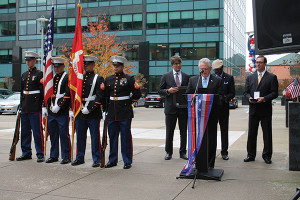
[0,0,246,92]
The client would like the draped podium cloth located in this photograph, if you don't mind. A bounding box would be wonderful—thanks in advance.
[180,94,214,176]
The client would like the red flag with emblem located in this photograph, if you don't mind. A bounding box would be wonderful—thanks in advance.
[69,3,84,117]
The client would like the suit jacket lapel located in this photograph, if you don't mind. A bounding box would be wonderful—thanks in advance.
[168,71,177,87]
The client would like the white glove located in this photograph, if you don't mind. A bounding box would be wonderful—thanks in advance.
[102,112,107,121]
[82,107,90,115]
[51,105,60,113]
[42,107,48,118]
[69,110,74,120]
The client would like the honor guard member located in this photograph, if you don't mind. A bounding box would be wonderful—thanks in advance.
[71,55,105,168]
[42,57,72,164]
[17,51,44,162]
[104,55,141,169]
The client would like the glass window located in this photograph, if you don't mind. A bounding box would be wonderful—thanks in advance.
[157,12,168,29]
[181,43,193,59]
[156,44,168,60]
[207,9,219,26]
[169,12,180,28]
[67,18,75,32]
[19,0,27,7]
[194,43,206,59]
[169,44,180,57]
[181,11,193,28]
[19,21,26,35]
[57,18,66,33]
[149,43,157,60]
[0,49,12,64]
[0,0,9,9]
[27,20,36,35]
[37,0,46,5]
[124,44,139,60]
[207,42,217,59]
[122,14,132,30]
[110,15,121,31]
[194,10,206,27]
[146,13,156,29]
[28,0,37,7]
[133,14,142,30]
[0,22,8,36]
[82,17,89,32]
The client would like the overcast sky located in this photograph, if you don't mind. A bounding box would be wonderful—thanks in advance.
[245,1,288,63]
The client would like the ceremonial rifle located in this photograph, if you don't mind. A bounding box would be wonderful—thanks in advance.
[100,117,108,168]
[9,111,21,161]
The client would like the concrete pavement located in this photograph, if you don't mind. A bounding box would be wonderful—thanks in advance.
[0,102,299,200]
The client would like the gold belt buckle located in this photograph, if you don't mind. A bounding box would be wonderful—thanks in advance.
[114,97,118,101]
[25,91,29,95]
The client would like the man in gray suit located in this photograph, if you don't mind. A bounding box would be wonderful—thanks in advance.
[159,56,190,160]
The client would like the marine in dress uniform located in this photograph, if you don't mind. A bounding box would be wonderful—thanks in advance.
[104,55,141,170]
[212,59,235,161]
[16,51,44,162]
[71,55,105,168]
[42,57,71,164]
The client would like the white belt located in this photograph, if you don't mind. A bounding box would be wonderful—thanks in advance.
[23,90,40,95]
[83,96,96,101]
[55,93,65,98]
[110,96,130,101]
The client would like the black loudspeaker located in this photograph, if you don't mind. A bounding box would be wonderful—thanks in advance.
[12,46,22,92]
[138,41,149,92]
[253,0,300,55]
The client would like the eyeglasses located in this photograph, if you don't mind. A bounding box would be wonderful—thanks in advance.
[255,61,264,64]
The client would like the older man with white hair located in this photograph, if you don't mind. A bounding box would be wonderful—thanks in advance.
[186,58,223,169]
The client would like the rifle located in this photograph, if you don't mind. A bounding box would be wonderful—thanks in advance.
[100,117,108,168]
[9,111,21,161]
[43,115,49,156]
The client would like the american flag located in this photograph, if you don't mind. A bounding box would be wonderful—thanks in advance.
[43,4,54,106]
[287,78,300,99]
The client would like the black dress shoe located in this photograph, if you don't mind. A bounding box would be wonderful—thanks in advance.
[180,154,188,160]
[60,159,71,164]
[105,162,117,168]
[222,155,229,160]
[123,164,132,169]
[165,153,172,160]
[263,157,272,164]
[46,157,58,163]
[37,157,45,163]
[16,155,32,161]
[92,162,100,168]
[71,160,85,166]
[244,157,255,162]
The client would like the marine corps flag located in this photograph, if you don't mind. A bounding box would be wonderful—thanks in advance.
[69,3,84,117]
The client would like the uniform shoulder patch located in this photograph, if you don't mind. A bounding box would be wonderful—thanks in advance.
[134,81,140,89]
[100,82,105,90]
[40,78,44,84]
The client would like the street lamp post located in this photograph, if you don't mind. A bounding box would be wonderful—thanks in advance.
[36,17,49,71]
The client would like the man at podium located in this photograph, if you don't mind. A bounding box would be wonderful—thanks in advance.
[186,58,223,168]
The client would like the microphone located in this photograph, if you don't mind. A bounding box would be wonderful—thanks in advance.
[199,69,204,74]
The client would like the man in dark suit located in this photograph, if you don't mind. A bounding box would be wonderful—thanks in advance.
[159,56,190,160]
[212,59,235,160]
[186,58,223,168]
[244,55,278,164]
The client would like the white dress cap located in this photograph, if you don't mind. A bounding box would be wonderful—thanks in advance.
[24,51,39,59]
[51,57,68,65]
[111,55,127,65]
[83,55,99,62]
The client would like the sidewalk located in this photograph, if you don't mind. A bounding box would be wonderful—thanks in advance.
[0,102,299,200]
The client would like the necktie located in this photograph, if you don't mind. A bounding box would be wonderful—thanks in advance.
[203,77,207,88]
[175,72,180,87]
[258,73,262,84]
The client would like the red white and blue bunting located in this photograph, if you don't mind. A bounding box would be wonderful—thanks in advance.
[246,35,256,73]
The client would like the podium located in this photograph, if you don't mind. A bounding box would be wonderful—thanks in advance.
[177,94,223,185]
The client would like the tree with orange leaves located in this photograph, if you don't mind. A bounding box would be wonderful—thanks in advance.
[61,15,137,79]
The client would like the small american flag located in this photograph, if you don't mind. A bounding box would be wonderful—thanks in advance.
[287,78,300,99]
[43,4,54,106]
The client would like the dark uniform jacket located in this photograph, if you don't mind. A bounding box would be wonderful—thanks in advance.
[77,72,105,120]
[244,71,278,117]
[158,71,190,115]
[20,67,43,113]
[215,72,235,116]
[47,72,70,116]
[105,72,141,121]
